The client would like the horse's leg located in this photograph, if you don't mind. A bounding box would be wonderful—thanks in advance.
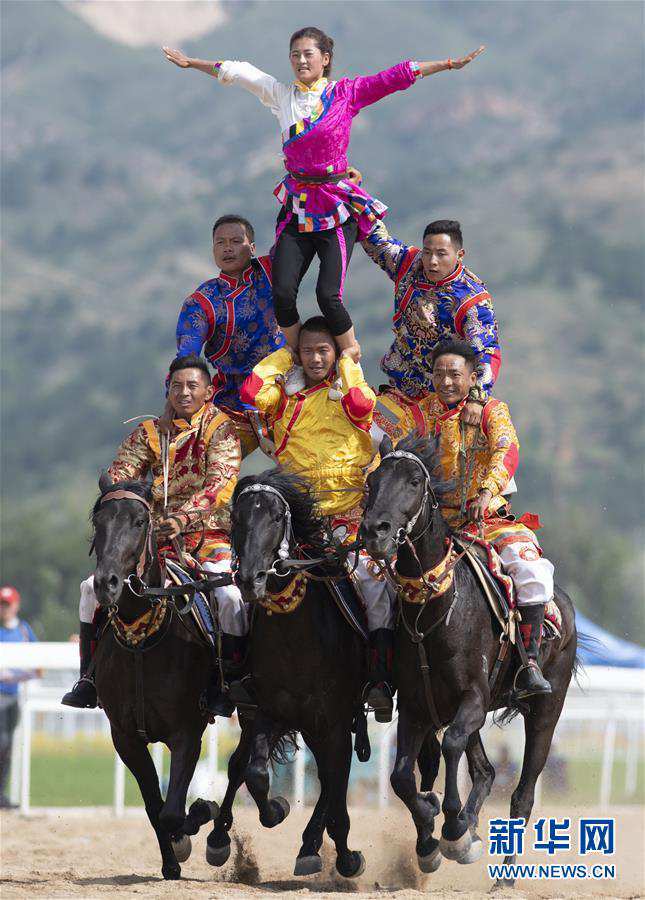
[293,738,329,876]
[325,726,365,879]
[499,656,571,884]
[206,719,253,867]
[158,730,204,861]
[418,729,442,795]
[391,710,441,872]
[439,687,488,862]
[244,712,291,828]
[110,726,181,880]
[455,731,496,865]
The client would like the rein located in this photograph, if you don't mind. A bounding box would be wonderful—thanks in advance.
[234,483,359,583]
[93,487,219,740]
[378,450,479,730]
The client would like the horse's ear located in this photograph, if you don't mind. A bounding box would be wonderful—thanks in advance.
[99,470,113,494]
[379,434,393,458]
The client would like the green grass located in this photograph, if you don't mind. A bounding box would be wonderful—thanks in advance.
[29,732,241,807]
[29,734,645,808]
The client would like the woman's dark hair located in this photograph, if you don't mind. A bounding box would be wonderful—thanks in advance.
[289,27,334,78]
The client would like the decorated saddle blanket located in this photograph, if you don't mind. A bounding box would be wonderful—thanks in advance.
[165,558,217,648]
[453,535,562,640]
[257,554,368,643]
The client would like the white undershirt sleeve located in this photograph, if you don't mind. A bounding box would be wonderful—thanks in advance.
[217,60,287,114]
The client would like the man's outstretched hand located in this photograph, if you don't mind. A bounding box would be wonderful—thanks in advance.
[163,47,191,68]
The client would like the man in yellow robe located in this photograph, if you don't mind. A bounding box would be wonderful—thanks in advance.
[62,355,244,714]
[241,317,396,720]
[420,340,552,698]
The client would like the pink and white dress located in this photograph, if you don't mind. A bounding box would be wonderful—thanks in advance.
[216,59,421,239]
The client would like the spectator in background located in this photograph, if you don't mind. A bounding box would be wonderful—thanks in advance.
[0,586,38,809]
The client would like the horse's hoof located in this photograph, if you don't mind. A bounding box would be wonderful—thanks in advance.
[162,864,181,880]
[417,843,442,873]
[294,853,322,876]
[206,839,231,867]
[171,834,192,863]
[336,850,365,879]
[262,797,291,828]
[457,834,483,865]
[439,828,472,861]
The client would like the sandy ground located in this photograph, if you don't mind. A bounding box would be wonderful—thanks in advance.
[1,804,643,899]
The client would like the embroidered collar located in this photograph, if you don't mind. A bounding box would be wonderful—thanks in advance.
[172,404,207,431]
[294,76,328,94]
[111,597,168,647]
[395,540,457,603]
[260,572,308,615]
[299,369,336,397]
[218,264,254,289]
[432,262,464,288]
[437,396,468,419]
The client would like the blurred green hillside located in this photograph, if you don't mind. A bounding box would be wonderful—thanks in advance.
[1,1,643,641]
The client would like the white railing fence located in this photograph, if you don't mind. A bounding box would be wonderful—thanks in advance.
[2,643,643,815]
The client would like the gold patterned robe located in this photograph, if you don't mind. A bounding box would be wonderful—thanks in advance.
[420,394,539,549]
[107,403,241,559]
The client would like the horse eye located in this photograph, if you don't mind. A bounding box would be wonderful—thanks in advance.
[410,476,422,487]
[134,518,146,528]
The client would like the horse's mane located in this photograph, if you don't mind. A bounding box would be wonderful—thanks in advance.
[90,478,152,520]
[233,468,326,551]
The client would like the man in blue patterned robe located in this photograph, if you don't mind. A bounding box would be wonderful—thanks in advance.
[167,214,286,456]
[362,218,501,426]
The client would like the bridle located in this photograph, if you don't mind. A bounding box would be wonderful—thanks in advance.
[96,489,155,587]
[379,450,439,545]
[234,484,294,578]
[233,484,358,582]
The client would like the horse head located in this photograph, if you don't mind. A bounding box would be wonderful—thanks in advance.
[91,472,155,608]
[231,469,323,603]
[360,433,450,560]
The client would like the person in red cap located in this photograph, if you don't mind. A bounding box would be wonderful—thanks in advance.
[0,586,38,808]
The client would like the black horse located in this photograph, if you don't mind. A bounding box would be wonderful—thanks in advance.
[360,434,578,877]
[91,474,218,879]
[206,469,367,879]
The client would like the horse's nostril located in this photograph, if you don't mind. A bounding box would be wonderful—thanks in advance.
[107,575,119,590]
[254,571,267,583]
[376,521,392,536]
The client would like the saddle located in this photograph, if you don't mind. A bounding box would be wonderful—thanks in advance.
[453,535,562,643]
[165,558,218,647]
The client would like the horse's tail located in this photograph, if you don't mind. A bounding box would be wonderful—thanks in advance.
[572,630,601,686]
[269,727,300,768]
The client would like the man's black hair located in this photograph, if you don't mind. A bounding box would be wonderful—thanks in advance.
[423,219,463,249]
[168,354,212,385]
[212,214,255,243]
[431,339,477,370]
[299,316,336,342]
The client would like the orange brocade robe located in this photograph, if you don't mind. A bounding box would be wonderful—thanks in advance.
[107,403,241,560]
[419,394,541,551]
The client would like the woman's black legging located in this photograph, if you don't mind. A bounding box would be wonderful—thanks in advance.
[272,215,358,335]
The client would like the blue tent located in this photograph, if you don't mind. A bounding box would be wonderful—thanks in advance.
[575,611,645,668]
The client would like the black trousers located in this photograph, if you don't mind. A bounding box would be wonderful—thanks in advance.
[0,699,19,800]
[272,215,358,335]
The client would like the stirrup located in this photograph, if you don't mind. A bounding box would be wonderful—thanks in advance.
[228,677,257,719]
[365,682,394,723]
[61,676,98,709]
[512,661,552,700]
